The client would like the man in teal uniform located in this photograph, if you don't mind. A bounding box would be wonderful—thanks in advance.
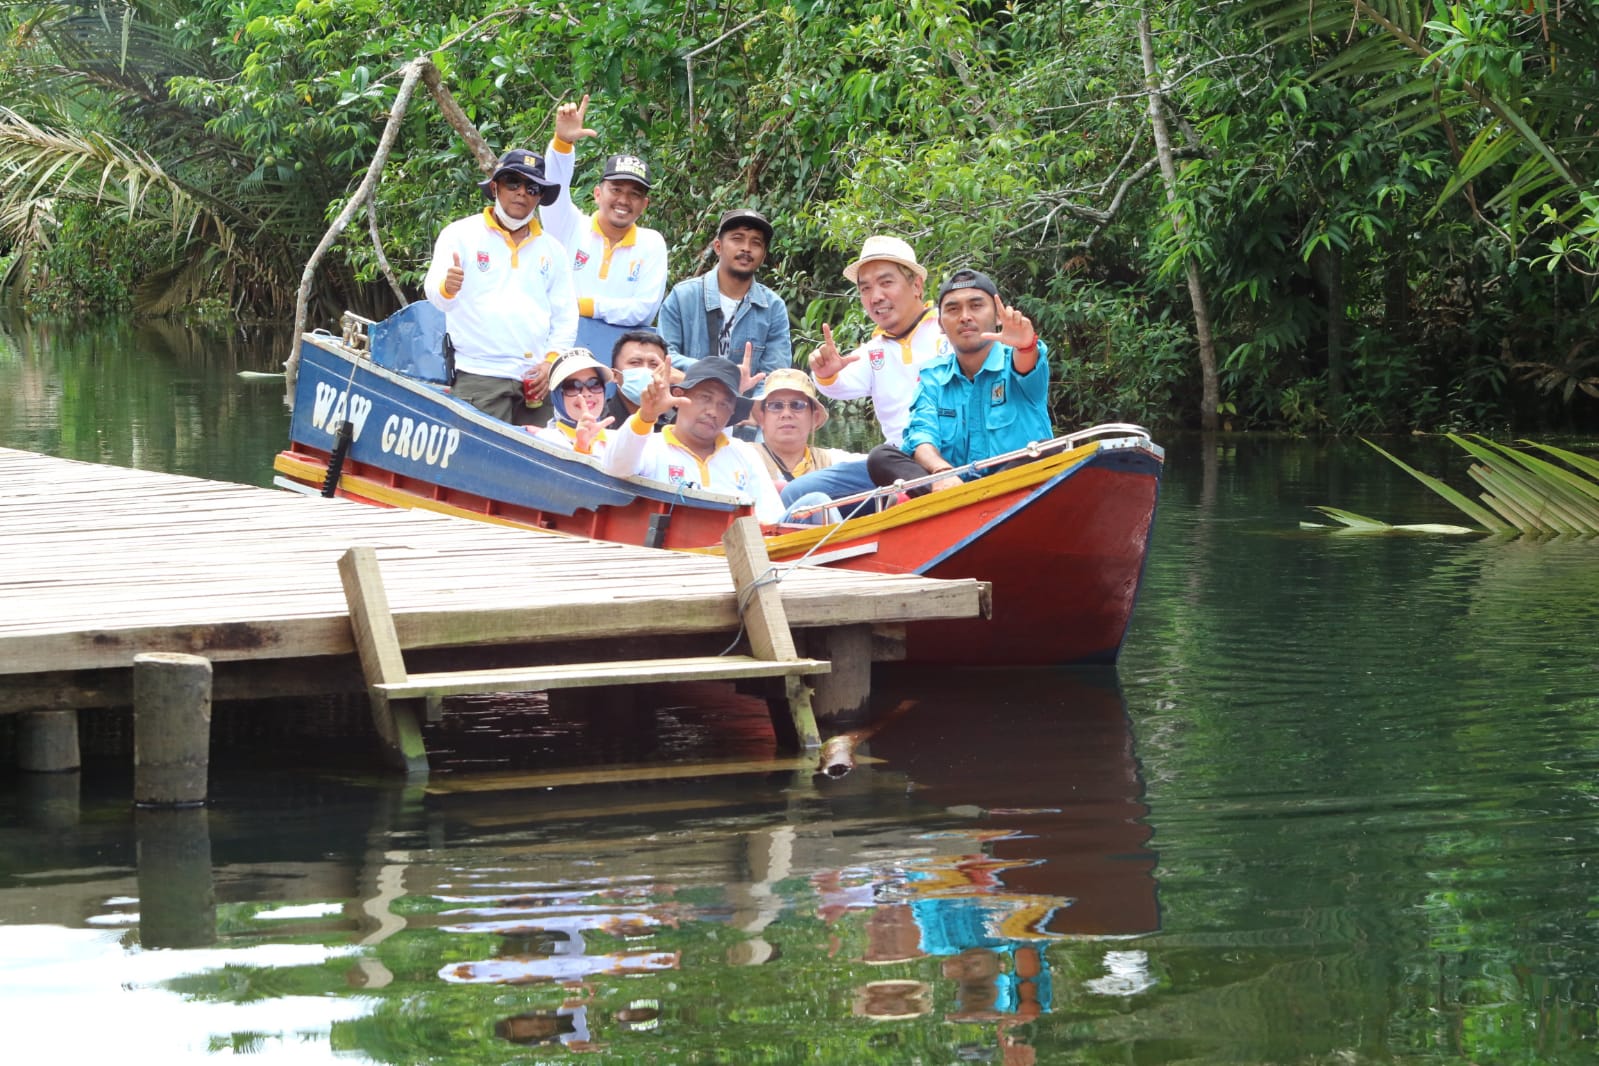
[866,268,1052,494]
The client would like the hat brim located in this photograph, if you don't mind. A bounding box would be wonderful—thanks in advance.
[843,254,927,285]
[479,170,560,207]
[600,173,652,191]
[672,382,754,424]
[758,388,829,430]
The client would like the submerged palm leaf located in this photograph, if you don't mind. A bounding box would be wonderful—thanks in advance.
[1316,436,1599,536]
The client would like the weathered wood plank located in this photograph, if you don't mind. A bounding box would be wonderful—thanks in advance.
[337,546,427,775]
[0,449,986,683]
[379,654,830,699]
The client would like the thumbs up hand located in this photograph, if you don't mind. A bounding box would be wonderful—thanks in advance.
[443,251,464,298]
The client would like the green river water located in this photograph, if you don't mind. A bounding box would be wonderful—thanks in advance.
[1,314,1598,1064]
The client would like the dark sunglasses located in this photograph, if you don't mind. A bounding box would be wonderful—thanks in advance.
[496,174,534,192]
[762,399,811,413]
[560,376,605,395]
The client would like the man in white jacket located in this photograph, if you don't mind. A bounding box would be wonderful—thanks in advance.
[424,148,577,426]
[540,94,668,359]
[604,357,785,526]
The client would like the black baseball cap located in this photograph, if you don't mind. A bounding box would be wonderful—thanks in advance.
[937,268,999,305]
[716,208,773,242]
[601,153,652,190]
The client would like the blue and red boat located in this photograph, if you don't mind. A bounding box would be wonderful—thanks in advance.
[273,305,1163,666]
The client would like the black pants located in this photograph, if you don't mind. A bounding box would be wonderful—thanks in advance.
[866,442,937,497]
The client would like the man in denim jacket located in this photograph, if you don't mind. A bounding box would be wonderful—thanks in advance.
[657,209,793,384]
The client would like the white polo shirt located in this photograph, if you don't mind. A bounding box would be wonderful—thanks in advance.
[812,305,943,447]
[604,414,785,525]
[424,209,577,380]
[540,139,669,328]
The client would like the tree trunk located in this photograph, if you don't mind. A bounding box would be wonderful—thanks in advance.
[1138,7,1220,431]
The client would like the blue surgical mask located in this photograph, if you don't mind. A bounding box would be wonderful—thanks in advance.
[619,367,653,405]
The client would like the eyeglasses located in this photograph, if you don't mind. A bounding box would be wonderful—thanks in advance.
[496,174,532,191]
[762,399,811,413]
[560,377,605,395]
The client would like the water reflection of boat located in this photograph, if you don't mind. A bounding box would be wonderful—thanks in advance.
[272,305,1164,666]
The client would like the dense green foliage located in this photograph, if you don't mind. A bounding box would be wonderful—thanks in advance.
[2,0,1598,432]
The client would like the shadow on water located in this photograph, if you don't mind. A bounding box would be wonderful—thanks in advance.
[0,668,1161,1063]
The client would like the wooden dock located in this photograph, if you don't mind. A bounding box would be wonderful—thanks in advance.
[0,449,987,772]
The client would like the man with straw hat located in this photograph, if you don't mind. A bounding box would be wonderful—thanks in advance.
[786,235,943,509]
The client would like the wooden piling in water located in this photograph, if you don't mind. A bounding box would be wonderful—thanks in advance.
[17,709,80,772]
[133,652,212,807]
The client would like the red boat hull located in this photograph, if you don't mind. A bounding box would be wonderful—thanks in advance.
[760,444,1160,666]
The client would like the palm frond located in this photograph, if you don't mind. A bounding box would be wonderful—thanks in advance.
[1346,436,1599,536]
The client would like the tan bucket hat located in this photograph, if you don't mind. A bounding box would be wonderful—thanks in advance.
[843,235,927,284]
[757,367,829,428]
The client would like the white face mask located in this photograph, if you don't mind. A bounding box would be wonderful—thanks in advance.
[493,202,535,231]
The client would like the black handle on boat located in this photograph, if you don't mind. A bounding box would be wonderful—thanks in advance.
[321,420,354,498]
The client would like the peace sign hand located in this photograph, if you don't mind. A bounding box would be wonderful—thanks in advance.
[575,414,614,454]
[738,341,766,396]
[638,361,688,424]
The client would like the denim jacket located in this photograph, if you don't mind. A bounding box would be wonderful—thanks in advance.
[656,271,793,384]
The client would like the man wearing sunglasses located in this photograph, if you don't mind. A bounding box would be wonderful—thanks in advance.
[425,148,578,427]
[539,94,668,360]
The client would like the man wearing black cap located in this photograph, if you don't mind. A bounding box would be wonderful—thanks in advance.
[540,94,668,358]
[866,268,1052,494]
[656,208,792,384]
[425,148,578,426]
[603,357,785,524]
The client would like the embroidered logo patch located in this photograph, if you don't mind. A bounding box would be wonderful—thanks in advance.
[990,382,1006,405]
[475,250,491,272]
[628,260,642,282]
[869,347,886,371]
[734,469,748,490]
[668,465,686,484]
[538,254,550,275]
[574,250,590,272]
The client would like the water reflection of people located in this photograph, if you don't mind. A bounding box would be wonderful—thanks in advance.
[495,999,599,1052]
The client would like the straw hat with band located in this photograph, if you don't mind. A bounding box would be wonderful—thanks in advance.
[842,235,927,285]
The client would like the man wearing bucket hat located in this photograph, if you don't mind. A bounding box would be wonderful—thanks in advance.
[531,347,615,456]
[866,268,1052,495]
[425,147,577,427]
[656,208,793,386]
[540,94,669,356]
[604,356,785,525]
[784,234,944,509]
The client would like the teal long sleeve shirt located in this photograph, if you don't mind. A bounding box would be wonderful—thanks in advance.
[900,340,1053,474]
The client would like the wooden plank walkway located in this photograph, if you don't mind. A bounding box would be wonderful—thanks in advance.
[0,449,986,696]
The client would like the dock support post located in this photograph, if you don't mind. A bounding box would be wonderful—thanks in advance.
[134,652,212,807]
[339,547,429,776]
[807,625,873,721]
[18,710,80,773]
[722,518,821,750]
